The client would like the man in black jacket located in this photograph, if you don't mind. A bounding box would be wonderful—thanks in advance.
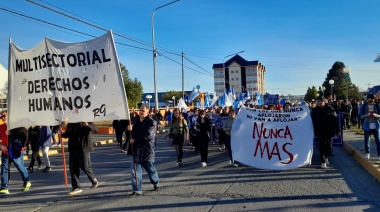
[61,122,98,195]
[311,98,340,169]
[126,105,159,197]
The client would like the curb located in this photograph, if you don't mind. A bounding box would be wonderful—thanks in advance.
[343,140,380,181]
[22,138,116,161]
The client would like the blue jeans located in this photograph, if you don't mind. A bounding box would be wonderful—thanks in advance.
[52,132,57,145]
[1,153,29,189]
[130,158,159,194]
[364,129,380,155]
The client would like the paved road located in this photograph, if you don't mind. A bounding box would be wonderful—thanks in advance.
[1,132,380,211]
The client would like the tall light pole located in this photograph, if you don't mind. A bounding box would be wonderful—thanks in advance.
[220,51,245,96]
[152,0,180,112]
[322,86,326,97]
[329,79,335,100]
[343,66,351,99]
[146,94,152,109]
[172,96,176,107]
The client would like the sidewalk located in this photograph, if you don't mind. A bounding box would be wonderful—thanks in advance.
[342,129,380,181]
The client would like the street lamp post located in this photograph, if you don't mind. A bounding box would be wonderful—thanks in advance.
[146,94,152,108]
[172,96,176,107]
[343,66,351,99]
[152,0,180,111]
[322,86,326,97]
[220,51,245,95]
[329,79,335,100]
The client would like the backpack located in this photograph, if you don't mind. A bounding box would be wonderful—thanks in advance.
[9,127,28,159]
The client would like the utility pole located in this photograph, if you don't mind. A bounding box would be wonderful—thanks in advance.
[182,51,184,99]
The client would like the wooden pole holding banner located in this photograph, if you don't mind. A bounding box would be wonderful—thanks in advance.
[128,119,138,186]
[58,124,68,187]
[7,38,11,183]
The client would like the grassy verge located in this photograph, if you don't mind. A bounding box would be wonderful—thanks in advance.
[348,125,364,135]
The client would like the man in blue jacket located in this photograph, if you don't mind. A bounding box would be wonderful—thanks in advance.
[126,105,159,197]
[359,94,380,160]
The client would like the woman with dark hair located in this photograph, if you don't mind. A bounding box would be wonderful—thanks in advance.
[197,110,212,167]
[169,108,189,166]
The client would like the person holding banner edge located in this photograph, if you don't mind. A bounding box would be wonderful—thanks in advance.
[223,109,239,167]
[60,121,99,195]
[126,105,160,197]
[311,98,340,169]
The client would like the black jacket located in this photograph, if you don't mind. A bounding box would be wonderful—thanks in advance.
[127,117,157,162]
[62,122,98,153]
[311,105,339,140]
[197,117,211,142]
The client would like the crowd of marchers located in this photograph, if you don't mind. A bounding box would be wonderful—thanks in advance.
[1,93,379,197]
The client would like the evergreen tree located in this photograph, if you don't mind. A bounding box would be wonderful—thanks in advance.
[321,61,361,100]
[120,63,143,109]
[304,86,319,102]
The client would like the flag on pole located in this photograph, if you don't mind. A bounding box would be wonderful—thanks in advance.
[231,87,236,101]
[204,92,211,108]
[211,94,218,107]
[189,87,200,102]
[219,90,233,107]
[177,98,188,112]
[375,53,380,62]
[238,93,244,102]
[244,90,251,100]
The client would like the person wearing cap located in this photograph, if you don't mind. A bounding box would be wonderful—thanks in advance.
[283,102,292,110]
[359,94,380,160]
[311,98,340,169]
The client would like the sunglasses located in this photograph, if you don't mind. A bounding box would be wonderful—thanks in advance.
[0,115,6,118]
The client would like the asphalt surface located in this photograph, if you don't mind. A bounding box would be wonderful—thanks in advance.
[1,131,380,211]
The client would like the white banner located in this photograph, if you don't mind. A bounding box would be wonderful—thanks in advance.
[231,106,313,170]
[8,31,129,130]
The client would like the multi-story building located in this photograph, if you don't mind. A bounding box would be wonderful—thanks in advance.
[0,64,7,110]
[212,55,266,98]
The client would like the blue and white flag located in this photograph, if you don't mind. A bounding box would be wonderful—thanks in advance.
[219,90,233,107]
[189,87,200,102]
[244,90,251,100]
[204,92,211,108]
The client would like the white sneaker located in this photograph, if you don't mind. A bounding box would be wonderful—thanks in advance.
[229,160,233,165]
[325,158,329,165]
[201,162,207,167]
[378,156,380,161]
[321,163,327,169]
[365,153,370,159]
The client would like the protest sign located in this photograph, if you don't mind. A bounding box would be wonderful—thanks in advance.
[263,94,279,106]
[231,106,313,170]
[8,31,129,130]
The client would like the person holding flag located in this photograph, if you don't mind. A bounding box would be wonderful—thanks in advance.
[126,105,160,197]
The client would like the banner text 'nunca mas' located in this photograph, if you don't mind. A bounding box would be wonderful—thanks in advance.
[231,106,313,170]
[8,31,129,129]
